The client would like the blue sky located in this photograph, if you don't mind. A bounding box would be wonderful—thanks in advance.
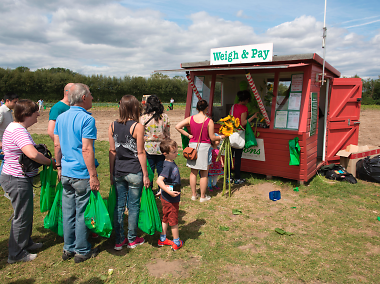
[0,0,379,78]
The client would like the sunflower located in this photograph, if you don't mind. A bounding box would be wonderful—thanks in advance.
[234,118,240,128]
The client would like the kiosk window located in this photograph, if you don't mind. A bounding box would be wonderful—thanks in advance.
[274,73,304,130]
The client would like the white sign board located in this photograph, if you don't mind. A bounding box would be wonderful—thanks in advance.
[241,138,266,161]
[210,43,273,65]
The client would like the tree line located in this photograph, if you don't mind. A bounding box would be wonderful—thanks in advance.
[0,67,379,104]
[0,67,189,103]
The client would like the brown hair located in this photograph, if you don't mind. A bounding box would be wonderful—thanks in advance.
[117,95,141,124]
[196,99,208,111]
[14,99,39,122]
[160,139,178,154]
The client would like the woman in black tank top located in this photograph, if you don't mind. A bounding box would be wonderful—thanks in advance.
[109,95,150,250]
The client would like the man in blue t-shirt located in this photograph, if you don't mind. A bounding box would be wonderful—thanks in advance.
[47,83,73,141]
[156,139,183,251]
[54,83,100,263]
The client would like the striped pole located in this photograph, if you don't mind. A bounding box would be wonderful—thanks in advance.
[245,73,270,125]
[186,73,202,101]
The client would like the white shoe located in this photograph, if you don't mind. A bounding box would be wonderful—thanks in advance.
[191,194,200,201]
[200,195,211,202]
[8,253,37,264]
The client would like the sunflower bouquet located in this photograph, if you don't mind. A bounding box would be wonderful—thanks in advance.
[216,115,244,197]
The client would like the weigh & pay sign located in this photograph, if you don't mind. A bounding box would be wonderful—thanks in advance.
[210,43,273,65]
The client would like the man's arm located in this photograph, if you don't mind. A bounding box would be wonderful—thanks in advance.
[48,120,56,141]
[82,138,99,191]
[54,134,62,181]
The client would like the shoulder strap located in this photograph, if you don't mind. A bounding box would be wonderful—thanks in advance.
[131,122,138,136]
[195,117,206,150]
[143,113,155,127]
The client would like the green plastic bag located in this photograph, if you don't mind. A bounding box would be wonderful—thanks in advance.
[43,182,63,237]
[40,161,58,213]
[244,123,257,149]
[84,191,113,238]
[107,185,116,225]
[289,137,301,166]
[138,186,162,235]
[181,126,190,150]
[147,159,154,183]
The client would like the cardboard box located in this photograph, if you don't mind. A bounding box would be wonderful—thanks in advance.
[336,144,380,177]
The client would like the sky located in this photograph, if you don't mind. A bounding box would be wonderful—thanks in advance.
[0,0,379,79]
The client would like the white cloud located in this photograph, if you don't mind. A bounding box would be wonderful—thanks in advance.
[0,1,379,78]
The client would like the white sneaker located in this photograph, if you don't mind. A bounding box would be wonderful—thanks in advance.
[200,195,211,202]
[191,194,200,201]
[8,253,37,264]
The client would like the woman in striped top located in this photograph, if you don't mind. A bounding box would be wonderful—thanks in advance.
[0,100,55,264]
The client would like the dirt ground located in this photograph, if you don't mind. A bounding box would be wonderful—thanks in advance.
[29,107,380,147]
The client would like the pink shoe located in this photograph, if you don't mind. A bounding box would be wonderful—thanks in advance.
[213,185,220,191]
[114,238,127,251]
[127,237,145,248]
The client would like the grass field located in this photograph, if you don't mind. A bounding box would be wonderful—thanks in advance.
[1,134,380,283]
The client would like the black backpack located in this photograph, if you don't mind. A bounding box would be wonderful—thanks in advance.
[18,144,52,175]
[319,164,357,184]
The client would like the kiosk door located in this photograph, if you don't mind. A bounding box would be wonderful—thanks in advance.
[325,78,362,163]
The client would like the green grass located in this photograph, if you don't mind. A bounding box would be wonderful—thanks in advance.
[1,135,380,283]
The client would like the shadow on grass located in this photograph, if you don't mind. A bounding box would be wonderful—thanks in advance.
[9,279,36,284]
[180,218,206,242]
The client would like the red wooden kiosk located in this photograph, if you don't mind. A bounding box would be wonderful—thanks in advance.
[161,48,362,183]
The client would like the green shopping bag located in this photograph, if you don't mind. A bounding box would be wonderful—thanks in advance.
[40,161,58,212]
[44,182,63,237]
[244,123,257,149]
[84,191,113,238]
[147,159,154,183]
[289,137,301,166]
[107,185,116,225]
[138,186,162,235]
[181,126,190,150]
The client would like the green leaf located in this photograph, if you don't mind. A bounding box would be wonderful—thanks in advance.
[232,209,243,215]
[219,226,230,231]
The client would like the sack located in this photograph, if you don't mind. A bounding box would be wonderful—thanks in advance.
[147,159,154,183]
[84,191,113,238]
[244,123,257,149]
[138,186,162,235]
[107,185,117,225]
[43,182,63,237]
[40,161,58,213]
[356,155,380,183]
[289,137,301,166]
[19,144,52,174]
[181,126,190,150]
[183,147,198,160]
[230,130,245,149]
[320,164,357,184]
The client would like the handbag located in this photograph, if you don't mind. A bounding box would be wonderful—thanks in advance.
[19,144,52,174]
[183,117,206,160]
[229,105,245,149]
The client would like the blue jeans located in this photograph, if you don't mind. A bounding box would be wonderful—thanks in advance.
[61,176,91,255]
[114,172,143,244]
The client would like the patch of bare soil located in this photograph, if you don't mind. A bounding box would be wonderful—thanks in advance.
[146,256,200,278]
[29,107,185,146]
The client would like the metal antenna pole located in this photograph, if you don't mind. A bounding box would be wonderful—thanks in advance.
[321,0,327,85]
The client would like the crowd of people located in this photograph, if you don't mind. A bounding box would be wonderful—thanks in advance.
[0,83,245,264]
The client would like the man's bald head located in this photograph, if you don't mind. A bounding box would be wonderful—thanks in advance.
[64,83,74,98]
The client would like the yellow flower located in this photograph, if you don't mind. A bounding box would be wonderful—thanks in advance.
[235,118,240,128]
[225,121,233,128]
[220,116,229,122]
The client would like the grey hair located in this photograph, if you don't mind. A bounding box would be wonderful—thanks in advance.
[68,83,90,106]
